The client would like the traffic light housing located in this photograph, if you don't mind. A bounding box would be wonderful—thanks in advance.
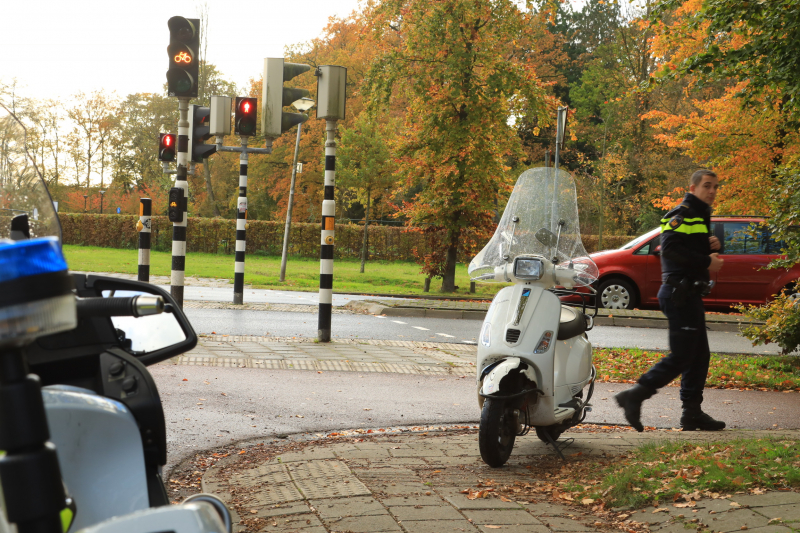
[168,187,184,222]
[158,133,176,162]
[188,104,217,163]
[235,97,258,136]
[166,16,200,98]
[262,58,311,138]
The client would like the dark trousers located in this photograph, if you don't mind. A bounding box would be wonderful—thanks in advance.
[637,292,709,404]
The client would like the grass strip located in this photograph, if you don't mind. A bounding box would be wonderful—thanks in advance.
[63,245,502,298]
[594,348,800,391]
[580,437,800,509]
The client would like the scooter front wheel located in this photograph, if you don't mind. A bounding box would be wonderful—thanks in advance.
[479,398,516,467]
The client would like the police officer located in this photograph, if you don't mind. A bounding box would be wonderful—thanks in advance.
[614,169,725,431]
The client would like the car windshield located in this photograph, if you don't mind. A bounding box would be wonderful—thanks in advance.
[619,228,659,250]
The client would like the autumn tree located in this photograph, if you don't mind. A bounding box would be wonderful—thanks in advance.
[363,0,554,292]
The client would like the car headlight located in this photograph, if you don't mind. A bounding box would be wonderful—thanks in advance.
[514,258,543,280]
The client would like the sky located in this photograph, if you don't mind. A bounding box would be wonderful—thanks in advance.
[1,0,367,101]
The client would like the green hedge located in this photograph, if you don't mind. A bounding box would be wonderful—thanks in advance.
[58,214,635,260]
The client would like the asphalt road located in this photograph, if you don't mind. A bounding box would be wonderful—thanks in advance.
[183,307,781,354]
[154,365,800,473]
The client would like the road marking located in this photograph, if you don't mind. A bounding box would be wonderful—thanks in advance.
[437,333,455,338]
[392,320,407,324]
[412,326,430,331]
[374,316,386,319]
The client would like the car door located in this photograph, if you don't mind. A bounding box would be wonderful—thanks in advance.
[640,234,662,306]
[714,221,773,306]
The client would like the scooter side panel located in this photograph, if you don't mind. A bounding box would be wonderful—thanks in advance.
[554,336,592,393]
[43,387,149,530]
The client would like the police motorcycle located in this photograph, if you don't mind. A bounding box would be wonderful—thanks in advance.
[469,166,600,467]
[0,173,231,533]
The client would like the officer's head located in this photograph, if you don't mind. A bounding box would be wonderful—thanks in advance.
[689,169,719,206]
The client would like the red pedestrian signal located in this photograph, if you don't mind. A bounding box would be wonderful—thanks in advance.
[235,97,258,136]
[158,133,176,162]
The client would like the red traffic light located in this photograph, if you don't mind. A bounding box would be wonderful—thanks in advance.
[158,133,176,162]
[235,97,258,136]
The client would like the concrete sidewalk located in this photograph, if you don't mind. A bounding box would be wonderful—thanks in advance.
[196,426,800,533]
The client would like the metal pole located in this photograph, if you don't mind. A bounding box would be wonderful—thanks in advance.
[233,136,249,304]
[100,193,104,214]
[171,97,190,309]
[279,121,303,282]
[137,198,151,282]
[318,119,337,342]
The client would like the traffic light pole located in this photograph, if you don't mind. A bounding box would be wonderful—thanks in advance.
[233,137,249,305]
[137,198,152,282]
[318,119,338,343]
[171,97,190,308]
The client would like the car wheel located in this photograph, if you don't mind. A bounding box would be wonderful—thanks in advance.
[598,278,637,310]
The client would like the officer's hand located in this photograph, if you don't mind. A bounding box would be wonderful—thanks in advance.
[709,236,721,251]
[709,253,724,273]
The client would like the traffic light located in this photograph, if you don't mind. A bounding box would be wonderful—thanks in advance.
[158,133,176,162]
[262,58,311,138]
[168,187,184,222]
[188,104,217,163]
[166,16,200,98]
[235,97,258,136]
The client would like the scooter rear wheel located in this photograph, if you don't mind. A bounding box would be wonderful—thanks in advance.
[479,398,516,468]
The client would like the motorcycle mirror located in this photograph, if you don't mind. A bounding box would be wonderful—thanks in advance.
[535,228,558,248]
[101,289,187,356]
[28,275,197,375]
[89,277,196,365]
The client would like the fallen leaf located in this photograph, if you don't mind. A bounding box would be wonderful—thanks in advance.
[363,408,372,411]
[730,502,741,508]
[485,526,501,529]
[581,498,595,505]
[653,508,669,514]
[182,378,188,381]
[238,450,246,455]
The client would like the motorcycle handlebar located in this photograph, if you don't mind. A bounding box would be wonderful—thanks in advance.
[76,295,164,318]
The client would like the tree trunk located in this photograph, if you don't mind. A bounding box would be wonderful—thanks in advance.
[360,190,370,273]
[440,231,460,293]
[203,159,221,217]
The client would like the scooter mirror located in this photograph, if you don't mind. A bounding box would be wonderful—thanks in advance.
[535,228,558,248]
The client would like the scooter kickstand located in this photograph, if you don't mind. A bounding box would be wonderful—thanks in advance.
[541,431,574,461]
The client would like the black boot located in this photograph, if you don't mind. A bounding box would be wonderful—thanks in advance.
[681,405,725,431]
[614,384,654,432]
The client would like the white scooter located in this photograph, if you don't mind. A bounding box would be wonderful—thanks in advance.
[469,167,599,467]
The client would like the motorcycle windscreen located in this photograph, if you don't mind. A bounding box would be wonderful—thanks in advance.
[468,167,598,287]
[0,116,62,241]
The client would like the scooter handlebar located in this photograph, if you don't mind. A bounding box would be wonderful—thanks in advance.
[76,296,164,319]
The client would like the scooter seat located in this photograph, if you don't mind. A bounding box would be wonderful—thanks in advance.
[558,306,587,340]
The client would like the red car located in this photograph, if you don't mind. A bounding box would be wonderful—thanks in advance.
[589,217,800,310]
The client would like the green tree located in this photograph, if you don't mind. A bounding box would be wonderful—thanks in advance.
[364,0,553,292]
[337,112,396,272]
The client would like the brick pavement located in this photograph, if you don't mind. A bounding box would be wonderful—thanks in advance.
[200,428,800,533]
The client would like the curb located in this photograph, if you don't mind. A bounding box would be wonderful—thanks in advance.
[346,301,748,331]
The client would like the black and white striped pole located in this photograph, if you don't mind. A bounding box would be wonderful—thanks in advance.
[315,65,347,343]
[232,97,257,304]
[169,98,190,308]
[137,198,152,282]
[233,143,248,304]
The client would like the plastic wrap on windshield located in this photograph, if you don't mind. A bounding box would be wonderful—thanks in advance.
[0,126,61,242]
[468,167,599,287]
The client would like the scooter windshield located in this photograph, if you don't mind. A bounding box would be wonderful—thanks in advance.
[0,142,61,242]
[468,167,599,287]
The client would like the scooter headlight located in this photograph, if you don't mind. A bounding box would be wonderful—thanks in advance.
[480,320,491,347]
[514,258,543,280]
